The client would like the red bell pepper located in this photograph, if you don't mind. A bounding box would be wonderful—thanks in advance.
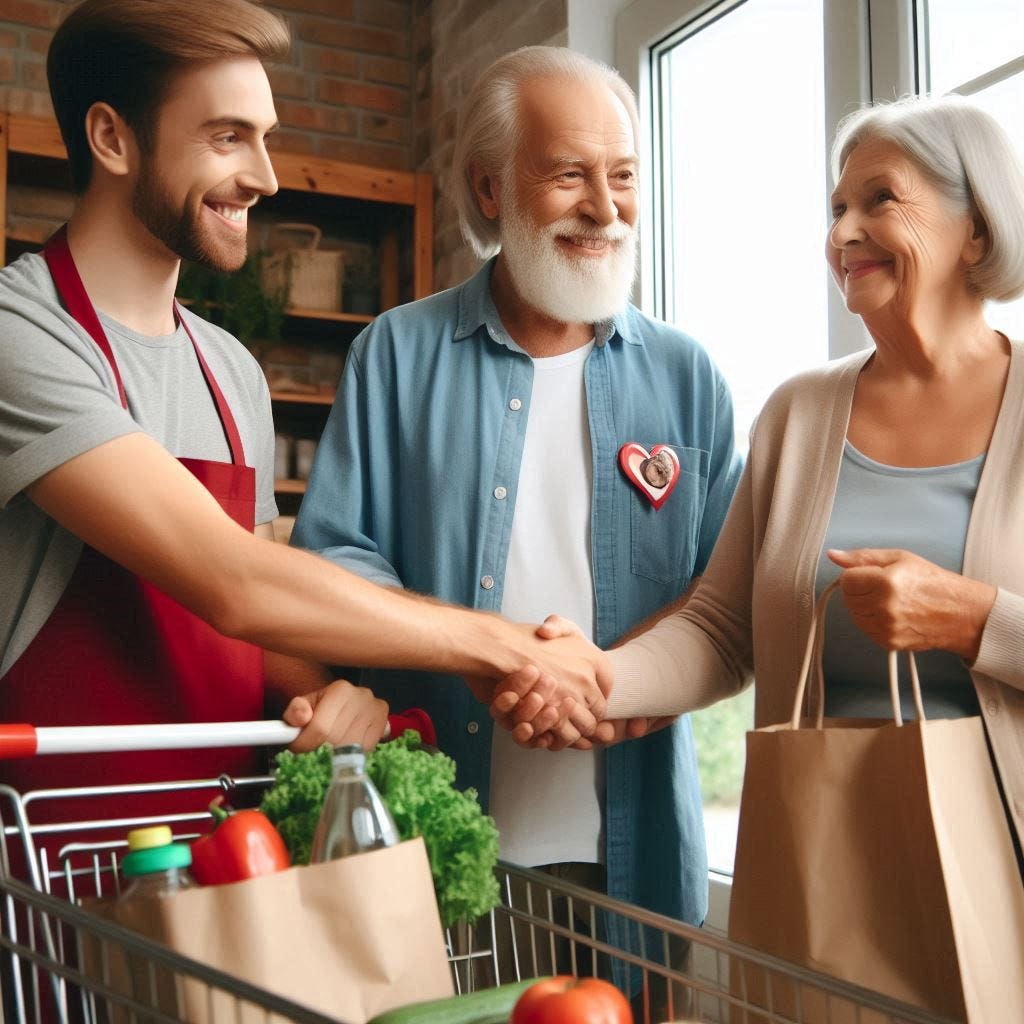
[190,796,290,886]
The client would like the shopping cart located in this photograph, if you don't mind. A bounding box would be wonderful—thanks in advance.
[0,722,957,1024]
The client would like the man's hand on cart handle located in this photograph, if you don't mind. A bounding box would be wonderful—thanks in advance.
[281,676,389,752]
[0,709,435,759]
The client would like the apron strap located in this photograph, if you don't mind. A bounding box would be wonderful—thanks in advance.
[44,225,128,409]
[43,226,248,466]
[176,304,247,467]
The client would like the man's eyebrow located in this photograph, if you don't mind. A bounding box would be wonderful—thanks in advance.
[548,152,639,165]
[200,117,280,134]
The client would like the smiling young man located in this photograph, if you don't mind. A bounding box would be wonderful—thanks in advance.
[0,1,609,810]
[293,46,742,952]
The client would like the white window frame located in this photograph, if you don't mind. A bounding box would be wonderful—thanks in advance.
[613,0,921,929]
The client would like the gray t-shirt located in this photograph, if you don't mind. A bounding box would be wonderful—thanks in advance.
[0,252,278,677]
[816,440,983,720]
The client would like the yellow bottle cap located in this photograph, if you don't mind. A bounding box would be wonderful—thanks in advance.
[126,826,173,852]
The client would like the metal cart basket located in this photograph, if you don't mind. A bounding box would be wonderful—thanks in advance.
[0,725,957,1024]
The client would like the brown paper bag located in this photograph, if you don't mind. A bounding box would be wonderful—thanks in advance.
[86,838,452,1024]
[728,582,1024,1024]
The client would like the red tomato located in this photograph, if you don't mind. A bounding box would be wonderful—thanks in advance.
[510,976,633,1024]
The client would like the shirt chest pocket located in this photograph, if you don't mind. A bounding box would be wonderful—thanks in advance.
[629,444,709,585]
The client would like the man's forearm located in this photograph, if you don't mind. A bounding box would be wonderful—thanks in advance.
[227,538,524,678]
[264,651,334,701]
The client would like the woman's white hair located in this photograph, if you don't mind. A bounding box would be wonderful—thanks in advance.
[452,46,640,259]
[831,94,1024,302]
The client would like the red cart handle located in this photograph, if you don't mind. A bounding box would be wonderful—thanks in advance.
[0,723,38,758]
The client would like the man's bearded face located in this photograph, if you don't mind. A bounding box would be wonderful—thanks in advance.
[132,149,253,272]
[498,187,638,325]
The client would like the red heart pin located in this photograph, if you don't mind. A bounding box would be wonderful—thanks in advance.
[618,443,680,510]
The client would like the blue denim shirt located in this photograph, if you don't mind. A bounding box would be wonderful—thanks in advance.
[293,259,742,931]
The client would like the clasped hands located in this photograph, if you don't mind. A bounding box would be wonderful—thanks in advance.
[472,617,665,751]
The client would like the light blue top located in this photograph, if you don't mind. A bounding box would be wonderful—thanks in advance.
[293,259,742,933]
[816,440,984,720]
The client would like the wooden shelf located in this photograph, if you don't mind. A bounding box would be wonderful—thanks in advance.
[8,114,66,160]
[275,478,308,494]
[270,390,335,405]
[284,307,374,324]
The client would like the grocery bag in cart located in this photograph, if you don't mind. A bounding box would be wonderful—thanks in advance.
[86,837,452,1024]
[2,719,453,1024]
[729,582,1024,1024]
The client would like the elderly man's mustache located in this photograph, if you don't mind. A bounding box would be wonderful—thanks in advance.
[542,216,635,245]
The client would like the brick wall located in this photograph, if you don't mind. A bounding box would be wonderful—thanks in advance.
[0,0,573,286]
[0,0,416,170]
[416,0,568,290]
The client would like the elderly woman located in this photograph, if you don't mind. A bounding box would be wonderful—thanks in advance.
[504,94,1024,863]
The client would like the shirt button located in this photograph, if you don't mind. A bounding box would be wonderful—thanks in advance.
[493,486,507,500]
[480,575,495,590]
[467,721,480,735]
[986,698,1000,716]
[509,398,522,411]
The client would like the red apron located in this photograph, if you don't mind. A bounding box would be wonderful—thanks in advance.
[0,227,264,832]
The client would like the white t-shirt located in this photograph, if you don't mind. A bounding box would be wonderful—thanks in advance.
[491,340,605,867]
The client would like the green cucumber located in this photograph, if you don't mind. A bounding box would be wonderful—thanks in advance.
[367,977,550,1024]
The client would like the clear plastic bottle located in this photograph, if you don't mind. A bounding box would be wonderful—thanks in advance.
[118,825,197,901]
[310,744,399,862]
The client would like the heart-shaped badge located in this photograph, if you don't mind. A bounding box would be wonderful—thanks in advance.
[618,443,680,510]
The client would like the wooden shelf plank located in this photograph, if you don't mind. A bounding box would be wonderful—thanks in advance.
[9,114,66,159]
[269,150,417,205]
[284,306,374,324]
[8,116,420,207]
[275,478,308,494]
[0,113,8,267]
[270,390,336,405]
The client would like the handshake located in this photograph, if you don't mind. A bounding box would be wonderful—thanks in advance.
[467,615,668,752]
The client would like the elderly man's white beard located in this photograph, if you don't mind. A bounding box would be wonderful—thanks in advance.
[498,198,638,325]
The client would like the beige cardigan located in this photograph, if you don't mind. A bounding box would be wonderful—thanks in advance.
[607,343,1024,849]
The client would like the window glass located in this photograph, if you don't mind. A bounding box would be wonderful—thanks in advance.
[923,0,1024,93]
[656,0,829,455]
[921,3,1024,341]
[654,0,827,874]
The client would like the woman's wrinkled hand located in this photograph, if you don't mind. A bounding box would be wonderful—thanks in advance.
[828,548,996,661]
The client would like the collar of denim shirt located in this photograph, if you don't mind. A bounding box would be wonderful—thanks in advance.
[453,257,642,351]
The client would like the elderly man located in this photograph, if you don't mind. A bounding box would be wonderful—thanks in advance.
[294,47,741,933]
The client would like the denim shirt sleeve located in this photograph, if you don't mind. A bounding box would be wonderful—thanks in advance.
[290,332,405,590]
[694,371,744,574]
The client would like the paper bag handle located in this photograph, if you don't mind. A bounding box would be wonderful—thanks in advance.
[789,580,927,730]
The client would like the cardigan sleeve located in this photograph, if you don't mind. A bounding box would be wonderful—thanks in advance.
[972,587,1024,691]
[606,454,756,718]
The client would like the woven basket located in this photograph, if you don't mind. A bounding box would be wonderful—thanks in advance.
[261,223,345,312]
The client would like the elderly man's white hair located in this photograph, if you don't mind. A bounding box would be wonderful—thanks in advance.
[832,94,1024,302]
[452,46,640,259]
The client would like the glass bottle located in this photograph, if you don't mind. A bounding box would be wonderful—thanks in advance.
[118,825,197,901]
[310,744,399,862]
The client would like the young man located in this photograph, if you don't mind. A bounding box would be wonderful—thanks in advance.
[0,0,608,806]
[293,47,742,936]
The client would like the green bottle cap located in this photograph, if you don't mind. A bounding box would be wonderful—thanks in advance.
[121,841,192,877]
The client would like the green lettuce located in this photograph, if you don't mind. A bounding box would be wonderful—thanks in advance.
[260,732,499,927]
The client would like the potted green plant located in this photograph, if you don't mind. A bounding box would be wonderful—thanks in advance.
[177,252,286,349]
